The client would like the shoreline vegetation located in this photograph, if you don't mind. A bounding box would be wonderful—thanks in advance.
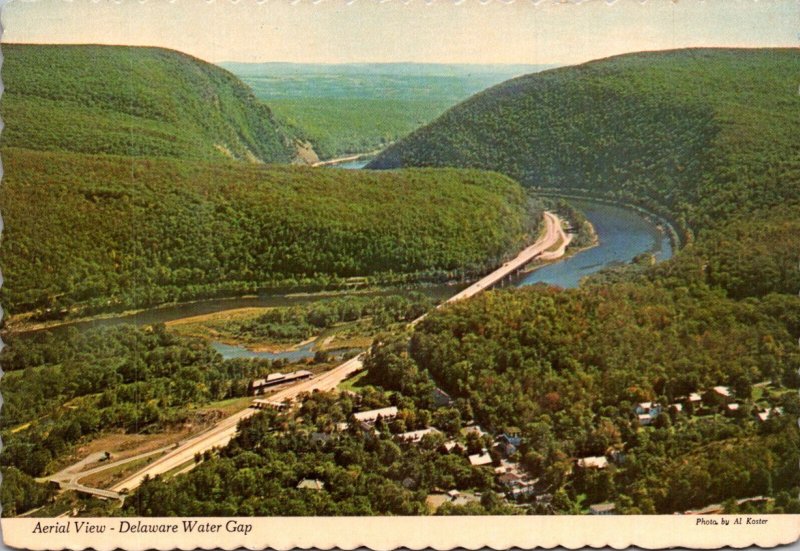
[2,204,599,337]
[1,148,537,325]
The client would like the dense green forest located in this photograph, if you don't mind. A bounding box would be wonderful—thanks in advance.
[400,284,800,512]
[0,147,536,319]
[0,324,271,514]
[126,48,800,516]
[124,277,800,515]
[370,49,800,238]
[1,45,297,163]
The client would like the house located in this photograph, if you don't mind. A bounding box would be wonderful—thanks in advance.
[577,456,608,469]
[637,414,654,426]
[688,392,702,404]
[669,403,684,413]
[634,402,660,416]
[296,479,325,491]
[713,386,732,400]
[468,452,493,467]
[335,422,350,432]
[703,386,734,408]
[725,403,741,416]
[352,406,398,425]
[589,502,616,515]
[431,387,453,408]
[754,407,783,423]
[494,440,518,458]
[634,402,662,425]
[250,370,313,395]
[395,427,440,444]
[498,433,523,447]
[441,440,466,454]
[461,425,488,438]
[497,472,522,487]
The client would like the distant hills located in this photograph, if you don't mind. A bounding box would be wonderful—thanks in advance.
[369,48,800,236]
[219,61,553,159]
[218,62,552,79]
[1,44,297,163]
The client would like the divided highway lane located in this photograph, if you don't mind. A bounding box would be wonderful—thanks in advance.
[110,211,568,496]
[443,211,567,303]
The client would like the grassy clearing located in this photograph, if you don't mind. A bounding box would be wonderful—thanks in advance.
[192,396,253,417]
[337,370,370,392]
[48,430,189,475]
[78,455,160,489]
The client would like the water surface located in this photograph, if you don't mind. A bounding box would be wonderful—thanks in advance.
[517,199,672,288]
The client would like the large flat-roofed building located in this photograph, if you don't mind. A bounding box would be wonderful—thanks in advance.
[250,370,313,395]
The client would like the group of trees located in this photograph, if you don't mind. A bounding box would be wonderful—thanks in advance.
[0,147,538,320]
[0,323,289,514]
[396,282,800,512]
[370,49,800,240]
[218,294,434,344]
[123,391,508,516]
[1,44,296,163]
[361,48,800,513]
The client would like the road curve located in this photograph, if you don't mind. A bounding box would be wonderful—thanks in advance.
[440,211,566,303]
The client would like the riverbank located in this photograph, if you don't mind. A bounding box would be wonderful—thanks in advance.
[2,284,447,336]
[534,188,684,251]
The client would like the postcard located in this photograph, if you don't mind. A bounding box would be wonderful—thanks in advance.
[1,0,799,549]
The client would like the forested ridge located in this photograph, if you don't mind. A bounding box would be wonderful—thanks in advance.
[370,48,800,237]
[1,44,296,163]
[0,147,536,319]
[346,48,800,513]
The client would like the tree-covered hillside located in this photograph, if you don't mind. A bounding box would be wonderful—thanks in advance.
[370,49,800,236]
[1,44,296,163]
[0,147,537,319]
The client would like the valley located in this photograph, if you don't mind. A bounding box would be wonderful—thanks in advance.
[1,44,798,519]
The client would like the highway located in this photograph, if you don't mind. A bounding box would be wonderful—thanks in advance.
[442,211,568,303]
[108,211,568,496]
[111,355,364,493]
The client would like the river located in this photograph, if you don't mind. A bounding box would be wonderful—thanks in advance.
[9,162,672,360]
[517,199,672,288]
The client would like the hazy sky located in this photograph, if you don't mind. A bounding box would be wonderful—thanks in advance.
[2,0,798,65]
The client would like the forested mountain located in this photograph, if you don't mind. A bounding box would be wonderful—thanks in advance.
[353,48,800,513]
[370,49,800,237]
[1,44,297,163]
[0,147,536,319]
